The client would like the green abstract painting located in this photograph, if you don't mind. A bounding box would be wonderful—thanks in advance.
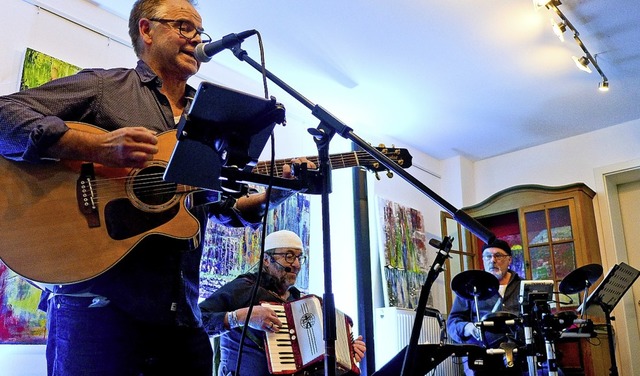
[20,48,81,91]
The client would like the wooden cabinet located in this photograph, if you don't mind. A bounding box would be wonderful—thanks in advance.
[453,183,610,376]
[461,183,601,279]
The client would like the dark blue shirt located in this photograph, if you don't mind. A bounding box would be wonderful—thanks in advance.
[0,60,258,327]
[0,60,177,162]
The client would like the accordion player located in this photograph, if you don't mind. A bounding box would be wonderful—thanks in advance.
[262,295,361,375]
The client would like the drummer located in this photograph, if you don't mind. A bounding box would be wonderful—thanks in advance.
[447,239,524,375]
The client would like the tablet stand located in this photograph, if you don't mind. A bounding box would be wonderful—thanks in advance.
[580,262,640,376]
[164,81,292,194]
[164,81,308,194]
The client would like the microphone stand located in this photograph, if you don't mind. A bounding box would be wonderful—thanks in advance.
[399,237,453,376]
[226,41,496,376]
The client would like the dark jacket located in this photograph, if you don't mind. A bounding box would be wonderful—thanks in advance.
[200,272,301,376]
[447,270,523,348]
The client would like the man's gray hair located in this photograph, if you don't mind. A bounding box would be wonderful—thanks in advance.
[128,0,198,57]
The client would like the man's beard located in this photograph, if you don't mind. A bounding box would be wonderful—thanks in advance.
[273,273,296,295]
[488,267,506,281]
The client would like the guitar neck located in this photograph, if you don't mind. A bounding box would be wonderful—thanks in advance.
[252,151,365,175]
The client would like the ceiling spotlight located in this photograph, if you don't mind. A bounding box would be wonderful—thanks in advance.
[551,19,567,41]
[533,0,559,10]
[598,81,610,92]
[572,56,592,73]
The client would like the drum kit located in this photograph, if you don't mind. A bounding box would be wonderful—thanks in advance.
[451,264,604,376]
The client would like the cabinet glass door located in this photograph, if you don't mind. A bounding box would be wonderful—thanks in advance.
[522,202,578,307]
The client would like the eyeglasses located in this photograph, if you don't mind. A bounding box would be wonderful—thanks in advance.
[269,252,307,265]
[148,18,212,43]
[482,253,511,261]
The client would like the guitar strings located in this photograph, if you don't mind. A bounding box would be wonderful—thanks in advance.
[83,151,396,204]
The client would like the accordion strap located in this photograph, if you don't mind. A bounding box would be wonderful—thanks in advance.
[234,326,264,351]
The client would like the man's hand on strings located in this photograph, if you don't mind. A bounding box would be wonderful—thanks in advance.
[282,157,316,179]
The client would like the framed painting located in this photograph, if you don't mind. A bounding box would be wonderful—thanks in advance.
[377,197,433,309]
[199,192,311,298]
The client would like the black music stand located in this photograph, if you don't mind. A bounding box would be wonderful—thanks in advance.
[373,344,484,376]
[580,262,640,376]
[163,81,304,194]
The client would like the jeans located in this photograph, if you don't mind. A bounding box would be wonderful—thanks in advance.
[46,294,212,376]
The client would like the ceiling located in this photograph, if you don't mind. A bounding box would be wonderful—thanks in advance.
[91,0,640,161]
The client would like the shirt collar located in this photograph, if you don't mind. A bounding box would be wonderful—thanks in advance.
[135,60,159,84]
[134,60,197,97]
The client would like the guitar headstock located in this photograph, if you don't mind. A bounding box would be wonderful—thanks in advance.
[358,145,413,178]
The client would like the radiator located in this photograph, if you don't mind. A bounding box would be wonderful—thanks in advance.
[374,307,460,376]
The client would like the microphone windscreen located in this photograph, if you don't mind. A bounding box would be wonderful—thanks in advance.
[194,43,212,63]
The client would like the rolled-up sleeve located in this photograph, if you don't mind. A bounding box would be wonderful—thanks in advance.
[0,70,100,162]
[200,277,253,336]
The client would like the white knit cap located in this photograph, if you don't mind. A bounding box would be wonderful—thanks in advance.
[264,230,303,251]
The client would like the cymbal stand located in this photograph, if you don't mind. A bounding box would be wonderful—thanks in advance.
[471,288,490,346]
[520,298,539,376]
[522,313,538,375]
[538,302,560,376]
[472,288,482,323]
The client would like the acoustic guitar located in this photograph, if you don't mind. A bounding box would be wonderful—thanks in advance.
[0,122,412,284]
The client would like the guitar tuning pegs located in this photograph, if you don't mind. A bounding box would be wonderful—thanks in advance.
[378,143,386,148]
[386,170,393,178]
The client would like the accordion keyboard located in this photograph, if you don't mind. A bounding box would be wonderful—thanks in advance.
[265,304,298,373]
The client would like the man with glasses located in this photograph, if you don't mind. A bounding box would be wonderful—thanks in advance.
[199,230,366,375]
[0,0,311,374]
[447,239,524,375]
[146,17,212,44]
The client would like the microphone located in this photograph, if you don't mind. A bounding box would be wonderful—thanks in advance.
[194,29,257,62]
[275,262,292,273]
[267,254,292,272]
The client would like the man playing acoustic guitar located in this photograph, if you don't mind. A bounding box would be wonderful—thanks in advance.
[0,0,313,375]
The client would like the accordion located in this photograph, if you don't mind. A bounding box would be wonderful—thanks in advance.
[262,295,360,375]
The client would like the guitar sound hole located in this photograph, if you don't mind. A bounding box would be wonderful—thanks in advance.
[132,165,177,207]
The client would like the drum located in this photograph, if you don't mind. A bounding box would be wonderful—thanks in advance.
[480,311,519,334]
[478,311,521,349]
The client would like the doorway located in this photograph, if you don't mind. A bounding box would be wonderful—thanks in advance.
[595,160,640,376]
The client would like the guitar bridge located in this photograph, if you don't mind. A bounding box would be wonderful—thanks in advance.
[76,163,101,228]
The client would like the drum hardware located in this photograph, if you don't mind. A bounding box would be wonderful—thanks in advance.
[577,263,640,376]
[452,271,526,371]
[513,264,605,376]
[451,270,499,325]
[559,263,603,321]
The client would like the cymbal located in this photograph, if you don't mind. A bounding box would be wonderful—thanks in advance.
[559,263,603,295]
[451,270,499,300]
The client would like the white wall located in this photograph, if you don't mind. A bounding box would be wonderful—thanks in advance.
[471,119,640,203]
